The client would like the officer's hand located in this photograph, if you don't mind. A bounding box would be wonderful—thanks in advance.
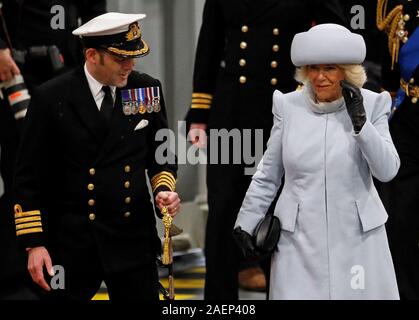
[341,80,366,134]
[0,48,20,82]
[27,246,54,291]
[155,191,181,217]
[232,227,261,260]
[188,123,207,148]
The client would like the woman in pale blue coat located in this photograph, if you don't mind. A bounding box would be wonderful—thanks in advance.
[233,24,400,300]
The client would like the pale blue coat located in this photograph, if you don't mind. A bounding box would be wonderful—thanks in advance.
[235,88,400,300]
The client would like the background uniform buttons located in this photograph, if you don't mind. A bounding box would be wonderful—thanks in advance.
[125,197,131,204]
[89,213,96,221]
[272,44,279,52]
[271,61,278,68]
[124,165,131,173]
[240,41,247,49]
[239,76,247,84]
[273,28,279,35]
[87,183,94,191]
[239,59,246,67]
[88,199,95,206]
[89,168,95,175]
[124,181,130,188]
[271,78,278,85]
[124,212,131,218]
[241,25,248,33]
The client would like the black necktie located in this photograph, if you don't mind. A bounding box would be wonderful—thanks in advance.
[100,86,114,124]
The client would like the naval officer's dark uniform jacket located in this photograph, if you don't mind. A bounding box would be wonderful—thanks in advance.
[12,67,177,282]
[377,0,419,300]
[185,0,347,299]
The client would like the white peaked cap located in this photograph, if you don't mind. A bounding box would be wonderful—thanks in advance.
[73,12,146,37]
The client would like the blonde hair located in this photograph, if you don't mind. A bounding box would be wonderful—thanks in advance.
[294,64,367,88]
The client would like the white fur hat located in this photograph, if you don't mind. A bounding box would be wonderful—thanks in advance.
[290,24,366,67]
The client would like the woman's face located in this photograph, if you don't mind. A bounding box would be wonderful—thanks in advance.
[306,64,345,102]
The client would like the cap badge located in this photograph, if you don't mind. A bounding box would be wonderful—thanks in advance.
[126,22,141,41]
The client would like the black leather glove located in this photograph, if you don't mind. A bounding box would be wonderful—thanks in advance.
[232,227,261,260]
[340,80,366,134]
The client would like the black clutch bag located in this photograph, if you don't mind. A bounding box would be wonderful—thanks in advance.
[253,213,281,254]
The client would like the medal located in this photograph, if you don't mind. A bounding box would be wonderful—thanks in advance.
[152,86,161,112]
[121,90,132,115]
[139,88,146,114]
[146,87,153,113]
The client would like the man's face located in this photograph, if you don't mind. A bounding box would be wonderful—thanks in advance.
[88,49,136,87]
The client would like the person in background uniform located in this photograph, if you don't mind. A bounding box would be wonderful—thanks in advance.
[0,0,106,299]
[377,0,419,300]
[12,13,180,301]
[234,23,399,300]
[185,0,348,299]
[0,0,107,89]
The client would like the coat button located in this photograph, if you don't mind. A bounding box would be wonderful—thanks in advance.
[271,78,278,85]
[87,183,94,191]
[241,25,249,33]
[89,213,96,221]
[239,59,246,67]
[239,76,247,84]
[272,44,279,52]
[412,97,418,104]
[273,28,279,35]
[403,14,410,21]
[240,41,247,49]
[88,199,95,206]
[124,165,131,173]
[124,181,130,189]
[89,168,95,176]
[124,212,131,218]
[271,61,278,68]
[409,78,415,84]
[125,197,131,204]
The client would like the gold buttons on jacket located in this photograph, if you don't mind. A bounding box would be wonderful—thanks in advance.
[271,78,278,85]
[124,212,131,218]
[272,44,279,52]
[240,41,247,49]
[410,78,415,84]
[125,197,131,204]
[124,181,130,189]
[124,165,131,173]
[89,213,96,221]
[412,97,418,104]
[271,61,278,68]
[241,25,249,33]
[87,183,94,191]
[273,28,279,35]
[239,59,246,67]
[88,199,95,206]
[89,168,95,176]
[239,76,247,84]
[403,14,410,21]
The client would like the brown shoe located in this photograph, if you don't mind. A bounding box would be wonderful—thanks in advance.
[238,266,266,292]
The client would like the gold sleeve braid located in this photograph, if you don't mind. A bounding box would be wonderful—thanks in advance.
[191,92,213,110]
[14,204,43,236]
[151,171,176,192]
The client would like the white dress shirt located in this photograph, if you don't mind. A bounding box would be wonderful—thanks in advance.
[84,63,116,110]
